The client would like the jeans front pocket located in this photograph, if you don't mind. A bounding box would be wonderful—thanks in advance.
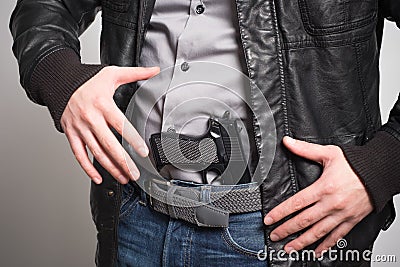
[119,182,140,219]
[221,211,265,258]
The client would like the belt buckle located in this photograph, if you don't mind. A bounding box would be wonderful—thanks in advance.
[168,180,230,227]
[147,178,230,227]
[194,205,229,227]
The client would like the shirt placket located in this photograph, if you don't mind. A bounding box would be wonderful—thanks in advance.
[162,0,206,133]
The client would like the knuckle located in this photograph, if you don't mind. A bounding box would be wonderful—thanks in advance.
[342,212,355,222]
[293,239,306,250]
[66,125,79,136]
[63,125,72,136]
[91,148,102,159]
[332,198,346,210]
[327,145,342,157]
[291,197,304,211]
[107,66,119,82]
[321,145,336,164]
[112,117,124,133]
[74,152,85,163]
[325,145,336,151]
[61,118,71,132]
[93,96,110,111]
[114,122,124,134]
[80,109,94,122]
[102,138,113,151]
[323,182,337,195]
[314,188,324,199]
[117,158,128,169]
[108,65,119,73]
[273,228,284,238]
[318,244,331,254]
[315,228,330,239]
[297,216,313,229]
[104,65,118,76]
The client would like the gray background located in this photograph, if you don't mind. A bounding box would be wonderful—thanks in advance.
[0,0,399,266]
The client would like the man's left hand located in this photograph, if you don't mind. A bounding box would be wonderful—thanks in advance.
[264,136,374,257]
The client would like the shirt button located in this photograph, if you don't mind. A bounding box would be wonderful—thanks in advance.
[195,4,205,14]
[107,190,115,197]
[181,62,190,72]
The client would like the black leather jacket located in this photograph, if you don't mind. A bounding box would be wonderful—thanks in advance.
[10,0,400,266]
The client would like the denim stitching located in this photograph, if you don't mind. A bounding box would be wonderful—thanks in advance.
[183,227,193,267]
[119,194,140,219]
[221,228,262,258]
[187,229,193,267]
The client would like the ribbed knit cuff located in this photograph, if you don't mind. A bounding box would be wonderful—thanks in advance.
[30,48,106,132]
[340,131,400,212]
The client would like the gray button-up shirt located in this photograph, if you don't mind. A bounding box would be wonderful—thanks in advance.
[136,0,255,184]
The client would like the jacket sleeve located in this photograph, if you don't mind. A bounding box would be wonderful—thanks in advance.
[340,0,400,213]
[10,0,105,131]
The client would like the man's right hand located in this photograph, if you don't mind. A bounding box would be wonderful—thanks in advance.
[60,66,160,185]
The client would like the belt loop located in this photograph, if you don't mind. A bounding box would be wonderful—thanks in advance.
[200,185,212,204]
[138,187,148,206]
[166,185,179,219]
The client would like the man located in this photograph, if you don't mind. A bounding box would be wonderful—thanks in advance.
[9,0,400,266]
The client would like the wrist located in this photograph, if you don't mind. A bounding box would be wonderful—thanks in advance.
[340,131,400,212]
[30,47,106,132]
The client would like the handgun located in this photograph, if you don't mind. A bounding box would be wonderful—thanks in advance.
[149,115,251,185]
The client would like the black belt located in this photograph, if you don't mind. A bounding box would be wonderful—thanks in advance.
[146,179,262,227]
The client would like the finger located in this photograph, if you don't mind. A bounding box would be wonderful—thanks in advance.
[90,120,140,180]
[315,221,354,257]
[103,103,149,157]
[283,136,328,164]
[283,215,340,253]
[82,130,130,184]
[269,202,330,241]
[68,133,102,184]
[114,66,160,86]
[264,181,323,225]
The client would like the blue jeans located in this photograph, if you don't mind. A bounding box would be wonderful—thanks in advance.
[117,182,268,267]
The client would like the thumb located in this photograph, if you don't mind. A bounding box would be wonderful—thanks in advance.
[283,136,327,164]
[114,66,160,86]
